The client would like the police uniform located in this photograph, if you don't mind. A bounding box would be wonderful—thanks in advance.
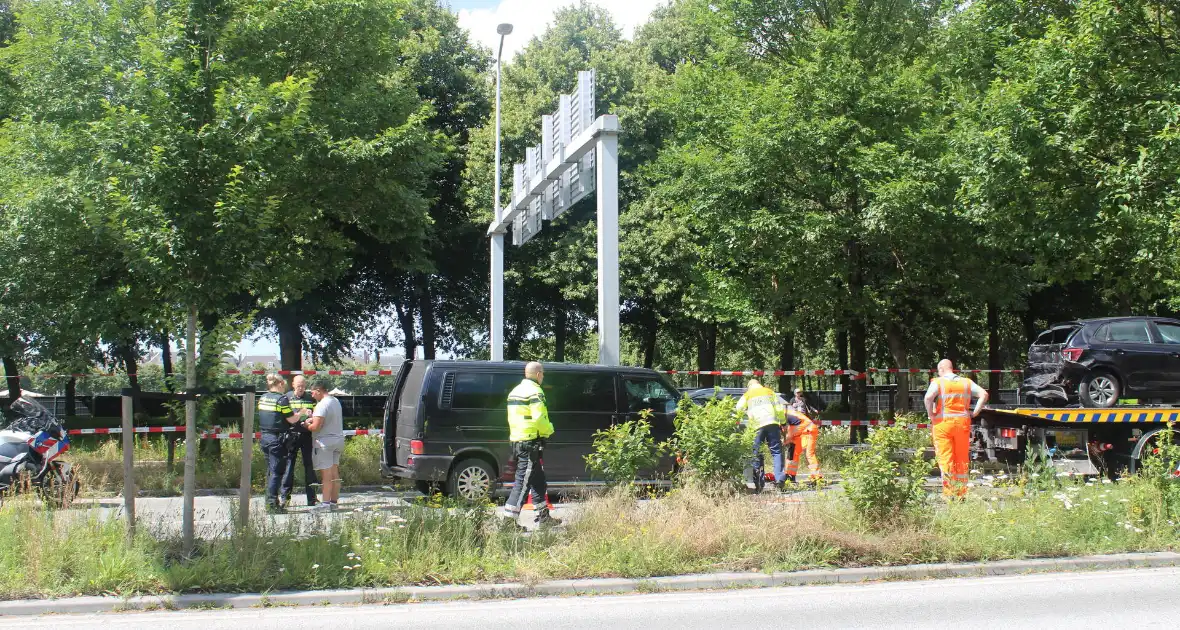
[504,377,555,521]
[257,391,297,510]
[282,390,318,506]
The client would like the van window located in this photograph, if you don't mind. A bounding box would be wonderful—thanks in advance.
[622,377,677,412]
[451,372,519,410]
[543,372,616,413]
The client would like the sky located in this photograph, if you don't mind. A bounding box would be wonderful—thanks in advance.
[450,0,665,59]
[238,0,665,358]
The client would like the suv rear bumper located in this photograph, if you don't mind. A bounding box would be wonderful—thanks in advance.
[383,455,453,482]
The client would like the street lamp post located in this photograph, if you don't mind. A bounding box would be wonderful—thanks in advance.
[489,22,512,362]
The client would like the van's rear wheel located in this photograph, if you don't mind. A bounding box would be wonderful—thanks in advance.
[446,458,495,502]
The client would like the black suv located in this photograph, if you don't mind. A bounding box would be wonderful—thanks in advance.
[1021,316,1180,408]
[381,360,680,500]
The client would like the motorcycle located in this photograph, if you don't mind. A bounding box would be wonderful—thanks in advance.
[0,396,78,507]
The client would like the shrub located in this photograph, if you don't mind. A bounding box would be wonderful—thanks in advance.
[841,426,928,522]
[584,412,667,488]
[671,396,751,488]
[1126,424,1180,527]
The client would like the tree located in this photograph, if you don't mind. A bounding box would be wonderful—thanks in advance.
[0,0,442,553]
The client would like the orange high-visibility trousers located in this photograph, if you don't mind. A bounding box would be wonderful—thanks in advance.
[932,417,970,498]
[786,429,822,479]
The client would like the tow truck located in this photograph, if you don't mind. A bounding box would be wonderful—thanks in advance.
[975,406,1180,476]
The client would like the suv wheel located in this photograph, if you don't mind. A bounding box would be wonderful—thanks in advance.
[446,458,495,501]
[1080,372,1120,408]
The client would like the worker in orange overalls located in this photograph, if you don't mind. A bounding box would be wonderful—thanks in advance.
[785,388,822,484]
[923,359,989,499]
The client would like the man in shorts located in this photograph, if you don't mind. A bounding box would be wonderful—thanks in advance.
[306,382,345,511]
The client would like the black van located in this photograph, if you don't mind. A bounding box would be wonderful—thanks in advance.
[381,360,680,500]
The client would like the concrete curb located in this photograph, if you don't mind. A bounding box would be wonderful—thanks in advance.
[4,551,1179,616]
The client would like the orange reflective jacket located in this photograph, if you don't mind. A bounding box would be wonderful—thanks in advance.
[933,376,974,424]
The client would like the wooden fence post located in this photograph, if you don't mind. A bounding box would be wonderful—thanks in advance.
[238,391,255,529]
[121,394,135,540]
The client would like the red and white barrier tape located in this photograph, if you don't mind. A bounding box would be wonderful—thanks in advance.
[818,419,930,429]
[659,368,1021,377]
[68,427,384,439]
[661,369,868,379]
[68,422,935,437]
[8,367,1023,379]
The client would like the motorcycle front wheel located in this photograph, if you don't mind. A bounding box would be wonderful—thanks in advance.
[36,462,79,509]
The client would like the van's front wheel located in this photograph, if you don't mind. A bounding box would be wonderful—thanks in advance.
[446,458,495,502]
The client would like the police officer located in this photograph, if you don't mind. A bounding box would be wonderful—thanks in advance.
[282,375,318,507]
[258,373,301,513]
[503,362,560,527]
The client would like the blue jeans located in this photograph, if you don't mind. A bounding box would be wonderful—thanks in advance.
[753,424,785,483]
[260,433,294,505]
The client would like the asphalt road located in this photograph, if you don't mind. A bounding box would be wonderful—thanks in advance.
[7,567,1178,629]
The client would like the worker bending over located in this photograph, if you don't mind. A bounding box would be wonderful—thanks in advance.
[923,359,988,499]
[737,379,788,490]
[783,405,821,483]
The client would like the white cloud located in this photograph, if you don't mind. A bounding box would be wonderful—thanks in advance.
[453,0,665,61]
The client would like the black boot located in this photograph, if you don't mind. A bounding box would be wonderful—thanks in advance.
[535,509,562,528]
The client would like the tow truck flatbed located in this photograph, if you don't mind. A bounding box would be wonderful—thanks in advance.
[975,407,1179,475]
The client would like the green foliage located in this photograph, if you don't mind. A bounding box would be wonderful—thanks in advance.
[1126,424,1180,528]
[584,411,667,488]
[841,426,929,522]
[670,396,751,487]
[1020,443,1063,492]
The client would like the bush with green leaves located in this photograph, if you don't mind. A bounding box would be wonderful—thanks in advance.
[584,412,667,488]
[1126,424,1180,528]
[671,396,752,488]
[841,426,929,522]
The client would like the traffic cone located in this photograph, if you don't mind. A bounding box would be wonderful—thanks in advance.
[522,493,555,511]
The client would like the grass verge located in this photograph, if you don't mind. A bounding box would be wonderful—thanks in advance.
[69,434,386,496]
[2,479,1177,599]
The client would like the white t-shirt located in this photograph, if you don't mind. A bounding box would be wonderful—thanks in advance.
[312,394,344,441]
[925,375,986,401]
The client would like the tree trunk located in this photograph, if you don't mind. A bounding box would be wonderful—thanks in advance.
[506,301,527,361]
[183,306,198,556]
[837,330,849,410]
[777,333,795,394]
[159,333,177,473]
[417,274,436,360]
[553,299,566,362]
[850,318,868,443]
[697,321,718,389]
[642,313,658,369]
[395,302,417,361]
[160,333,174,385]
[1021,307,1039,345]
[884,320,910,413]
[987,301,1001,399]
[2,356,19,402]
[119,343,142,415]
[62,376,76,418]
[274,308,303,371]
[946,319,960,366]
